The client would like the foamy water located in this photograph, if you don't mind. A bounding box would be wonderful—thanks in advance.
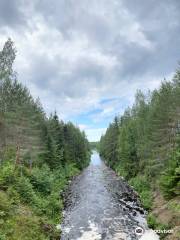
[77,221,101,240]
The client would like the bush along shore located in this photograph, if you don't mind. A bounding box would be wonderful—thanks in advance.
[0,39,90,240]
[99,67,180,240]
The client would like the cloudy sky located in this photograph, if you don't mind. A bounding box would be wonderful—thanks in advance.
[0,0,179,141]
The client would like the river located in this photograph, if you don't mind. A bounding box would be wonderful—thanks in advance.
[60,152,159,240]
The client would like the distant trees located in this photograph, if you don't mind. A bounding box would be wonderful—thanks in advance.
[89,142,100,151]
[100,67,180,199]
[100,117,119,168]
[43,114,90,170]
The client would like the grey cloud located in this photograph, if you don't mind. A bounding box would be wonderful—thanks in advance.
[41,0,179,79]
[30,56,60,89]
[0,0,26,28]
[121,0,180,78]
[123,0,180,25]
[33,0,117,46]
[0,0,179,122]
[27,54,106,99]
[72,59,107,84]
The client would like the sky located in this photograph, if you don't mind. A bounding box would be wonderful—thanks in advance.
[0,0,179,141]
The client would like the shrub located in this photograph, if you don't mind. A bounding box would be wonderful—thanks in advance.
[147,213,170,239]
[139,190,152,210]
[167,199,180,213]
[0,191,13,216]
[115,165,128,179]
[129,175,152,210]
[0,233,6,240]
[129,175,150,192]
[0,163,16,189]
[7,186,20,205]
[6,214,48,240]
[64,163,80,178]
[160,149,180,199]
[147,213,158,229]
[29,165,54,195]
[15,177,36,204]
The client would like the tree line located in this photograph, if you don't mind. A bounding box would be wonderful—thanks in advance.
[0,38,90,171]
[100,68,180,203]
[0,39,90,240]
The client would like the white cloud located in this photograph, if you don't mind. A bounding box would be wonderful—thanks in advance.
[85,128,107,142]
[0,0,179,140]
[79,124,106,141]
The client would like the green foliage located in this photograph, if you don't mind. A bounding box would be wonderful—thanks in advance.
[0,190,13,215]
[45,192,64,222]
[42,114,90,170]
[147,213,170,239]
[147,213,159,229]
[167,198,180,213]
[15,177,37,204]
[0,234,6,240]
[129,176,152,210]
[139,190,152,210]
[0,162,16,189]
[115,165,128,178]
[64,162,80,178]
[30,164,54,195]
[160,149,180,199]
[6,186,20,204]
[100,117,119,168]
[129,175,150,192]
[0,159,80,238]
[89,142,99,151]
[7,215,47,240]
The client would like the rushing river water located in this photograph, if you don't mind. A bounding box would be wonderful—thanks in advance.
[60,152,159,240]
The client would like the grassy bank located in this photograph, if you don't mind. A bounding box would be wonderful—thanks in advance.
[128,177,179,239]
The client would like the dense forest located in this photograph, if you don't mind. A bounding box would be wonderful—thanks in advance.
[0,39,90,239]
[89,142,100,151]
[100,69,180,236]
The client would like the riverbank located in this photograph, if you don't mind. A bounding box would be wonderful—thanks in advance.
[123,174,180,240]
[148,191,180,240]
